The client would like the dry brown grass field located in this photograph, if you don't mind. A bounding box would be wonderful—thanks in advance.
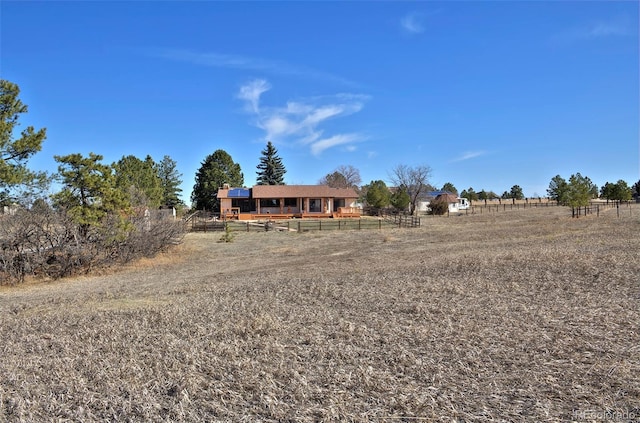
[1,206,639,422]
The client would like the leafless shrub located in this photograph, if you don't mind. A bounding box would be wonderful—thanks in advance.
[0,208,185,285]
[113,213,186,261]
[0,208,80,283]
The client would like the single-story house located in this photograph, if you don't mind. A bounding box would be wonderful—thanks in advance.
[416,191,470,213]
[415,191,451,213]
[435,193,464,213]
[217,184,361,220]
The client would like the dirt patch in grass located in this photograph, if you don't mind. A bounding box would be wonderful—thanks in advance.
[1,207,639,421]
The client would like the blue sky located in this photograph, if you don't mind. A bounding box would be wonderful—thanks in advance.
[1,1,638,203]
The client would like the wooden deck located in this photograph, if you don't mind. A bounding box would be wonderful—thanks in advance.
[238,213,333,221]
[233,212,361,221]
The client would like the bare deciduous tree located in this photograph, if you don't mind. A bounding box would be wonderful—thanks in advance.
[318,165,362,190]
[388,164,433,215]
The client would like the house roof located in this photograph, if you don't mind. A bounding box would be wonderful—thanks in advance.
[414,190,452,201]
[217,185,359,199]
[436,193,459,203]
[252,185,358,199]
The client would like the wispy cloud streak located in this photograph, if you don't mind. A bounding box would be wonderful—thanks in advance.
[450,151,486,163]
[401,12,425,34]
[237,79,271,114]
[150,48,356,86]
[553,16,634,43]
[238,79,369,156]
[400,10,441,35]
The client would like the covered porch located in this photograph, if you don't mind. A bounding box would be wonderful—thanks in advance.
[218,185,361,221]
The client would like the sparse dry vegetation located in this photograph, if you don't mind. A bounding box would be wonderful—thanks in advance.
[1,207,639,421]
[0,209,185,285]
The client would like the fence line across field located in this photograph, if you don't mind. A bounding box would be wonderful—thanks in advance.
[185,201,638,232]
[443,200,637,218]
[186,211,420,233]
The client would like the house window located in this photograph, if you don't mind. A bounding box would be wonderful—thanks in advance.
[284,198,297,207]
[232,198,252,212]
[333,198,345,212]
[309,199,322,212]
[259,199,278,208]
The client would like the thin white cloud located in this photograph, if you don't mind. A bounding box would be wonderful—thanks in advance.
[401,12,425,34]
[450,151,486,163]
[237,79,271,113]
[554,16,634,43]
[238,79,369,156]
[150,48,356,86]
[400,10,442,35]
[311,134,365,155]
[589,22,632,37]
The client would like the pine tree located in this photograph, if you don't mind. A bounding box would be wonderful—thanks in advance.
[52,152,129,237]
[112,155,163,208]
[0,79,47,202]
[157,155,183,207]
[191,150,243,211]
[256,141,286,185]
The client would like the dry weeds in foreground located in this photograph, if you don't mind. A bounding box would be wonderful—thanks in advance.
[1,208,639,422]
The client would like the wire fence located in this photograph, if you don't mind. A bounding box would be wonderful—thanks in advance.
[186,201,638,233]
[433,200,638,218]
[186,211,420,233]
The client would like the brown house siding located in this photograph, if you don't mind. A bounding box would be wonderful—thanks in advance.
[217,185,360,219]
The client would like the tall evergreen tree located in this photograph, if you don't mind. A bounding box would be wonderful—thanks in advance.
[460,187,478,202]
[440,182,458,195]
[633,180,640,201]
[364,180,391,212]
[191,150,243,211]
[256,141,286,185]
[112,155,163,208]
[390,186,410,212]
[52,152,129,237]
[0,79,47,203]
[566,172,597,208]
[600,180,632,202]
[547,175,569,204]
[157,155,183,207]
[509,184,524,200]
